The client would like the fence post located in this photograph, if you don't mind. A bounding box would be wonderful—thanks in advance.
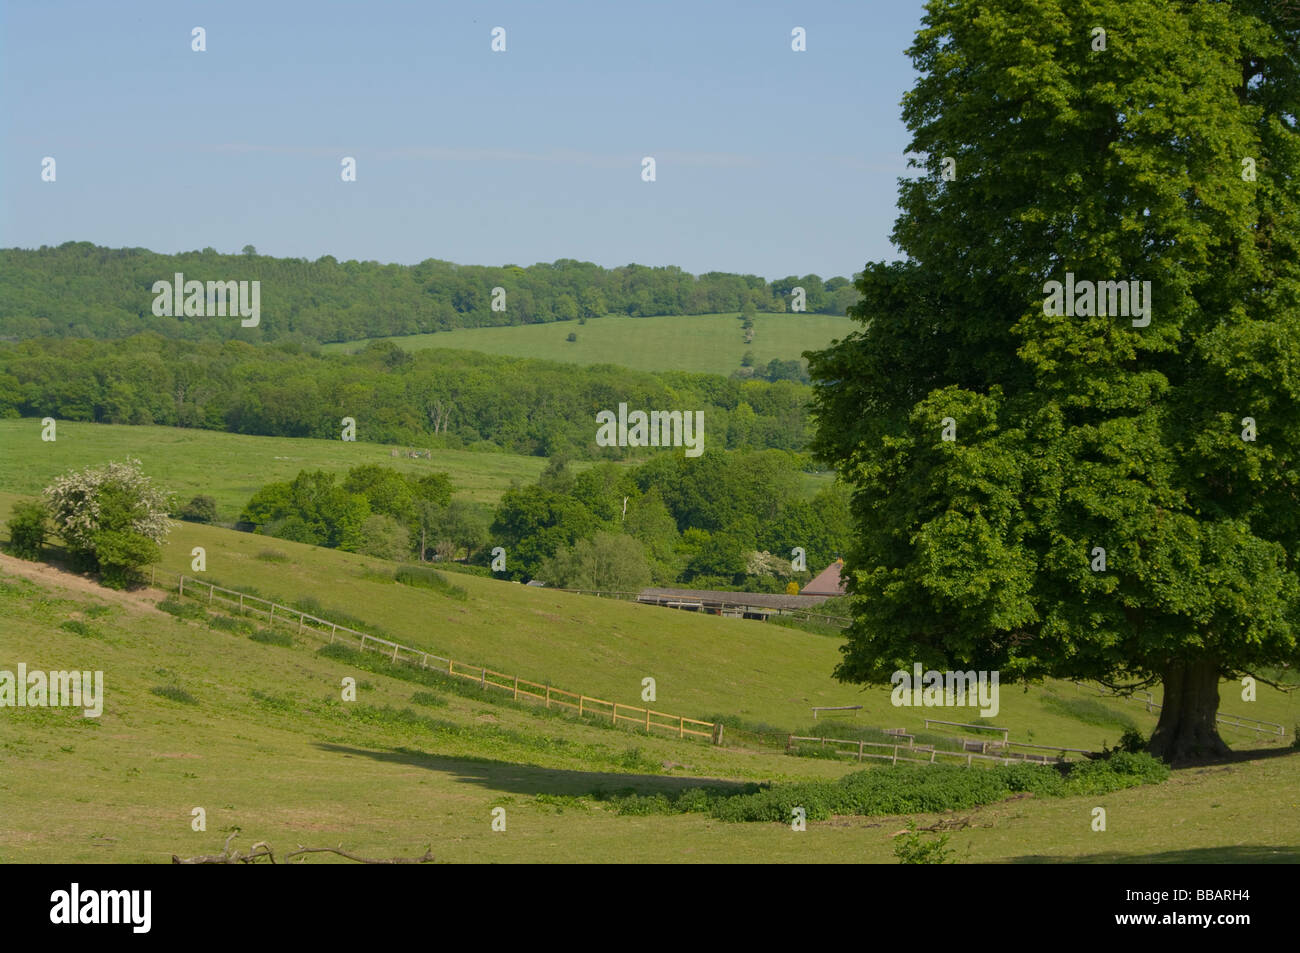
[680,716,684,739]
[892,745,898,765]
[209,584,214,605]
[578,695,583,716]
[481,667,486,689]
[422,654,428,669]
[332,624,338,644]
[786,734,793,753]
[513,676,518,700]
[967,753,973,767]
[269,604,274,624]
[393,644,399,662]
[646,707,651,732]
[612,702,618,724]
[545,685,550,708]
[858,740,864,762]
[298,612,304,633]
[715,723,723,746]
[239,593,244,613]
[179,576,184,598]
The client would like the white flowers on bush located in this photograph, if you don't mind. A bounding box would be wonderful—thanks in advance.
[43,458,173,551]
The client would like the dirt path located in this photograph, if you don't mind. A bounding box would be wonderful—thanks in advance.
[0,552,167,617]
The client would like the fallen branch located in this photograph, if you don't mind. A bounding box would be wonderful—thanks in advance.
[172,831,433,865]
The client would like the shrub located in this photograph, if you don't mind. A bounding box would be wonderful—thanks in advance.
[250,627,293,647]
[178,495,218,523]
[255,549,289,563]
[394,564,468,600]
[566,332,578,342]
[151,684,197,704]
[59,619,101,638]
[357,514,410,561]
[6,500,48,559]
[208,614,251,634]
[410,690,448,708]
[893,820,955,864]
[157,597,207,621]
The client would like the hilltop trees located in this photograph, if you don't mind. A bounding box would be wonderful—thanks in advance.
[808,0,1300,762]
[43,459,172,588]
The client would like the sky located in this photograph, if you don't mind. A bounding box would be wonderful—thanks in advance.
[1,0,929,280]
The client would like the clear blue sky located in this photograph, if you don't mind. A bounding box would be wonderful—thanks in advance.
[1,0,928,280]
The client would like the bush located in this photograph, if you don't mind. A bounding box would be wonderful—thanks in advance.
[893,820,955,864]
[250,627,293,647]
[394,564,468,600]
[357,514,410,561]
[59,619,101,638]
[6,501,48,559]
[410,690,448,708]
[255,549,289,563]
[566,332,578,343]
[208,614,252,634]
[178,495,218,523]
[94,529,161,589]
[157,597,207,621]
[151,684,197,704]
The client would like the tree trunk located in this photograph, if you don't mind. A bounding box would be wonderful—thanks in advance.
[1147,659,1229,763]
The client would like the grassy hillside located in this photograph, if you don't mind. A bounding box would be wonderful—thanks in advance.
[0,420,834,522]
[2,562,1296,864]
[322,313,855,377]
[4,496,1290,752]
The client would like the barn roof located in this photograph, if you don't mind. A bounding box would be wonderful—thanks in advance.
[800,559,845,597]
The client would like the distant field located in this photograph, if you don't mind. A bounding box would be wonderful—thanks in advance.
[0,420,833,521]
[321,313,856,376]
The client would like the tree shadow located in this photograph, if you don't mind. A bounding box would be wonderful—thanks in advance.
[1167,746,1296,768]
[1009,845,1299,864]
[314,742,754,798]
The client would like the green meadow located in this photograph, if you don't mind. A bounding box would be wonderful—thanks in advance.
[0,420,834,522]
[321,313,856,376]
[1,556,1297,864]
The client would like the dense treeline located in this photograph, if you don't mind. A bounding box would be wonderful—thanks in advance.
[240,451,851,593]
[0,242,861,345]
[0,335,811,457]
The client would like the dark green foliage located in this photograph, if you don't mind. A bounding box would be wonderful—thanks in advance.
[409,690,448,708]
[207,614,253,634]
[151,684,198,705]
[2,335,812,457]
[394,565,468,600]
[255,549,289,563]
[178,495,218,523]
[250,627,293,647]
[59,619,101,639]
[6,500,47,559]
[600,754,1166,822]
[565,332,577,343]
[157,597,207,621]
[0,242,858,346]
[893,820,955,864]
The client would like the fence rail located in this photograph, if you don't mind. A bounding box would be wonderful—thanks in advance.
[1071,682,1288,739]
[786,734,1070,767]
[552,587,851,628]
[161,572,721,744]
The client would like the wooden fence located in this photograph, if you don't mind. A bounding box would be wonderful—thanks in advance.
[786,734,1072,767]
[552,587,852,628]
[1072,682,1287,739]
[160,572,721,744]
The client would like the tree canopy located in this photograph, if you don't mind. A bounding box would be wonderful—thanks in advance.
[808,0,1300,762]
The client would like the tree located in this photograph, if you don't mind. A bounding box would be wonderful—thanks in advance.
[356,514,411,561]
[539,532,652,591]
[43,459,171,587]
[178,495,218,523]
[6,500,48,559]
[807,0,1300,763]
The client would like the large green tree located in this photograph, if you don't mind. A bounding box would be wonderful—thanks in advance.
[809,0,1300,762]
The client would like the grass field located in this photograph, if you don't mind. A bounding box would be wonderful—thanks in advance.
[0,420,834,523]
[2,559,1297,864]
[321,313,857,376]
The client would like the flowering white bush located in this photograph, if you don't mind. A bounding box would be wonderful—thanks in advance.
[43,458,173,554]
